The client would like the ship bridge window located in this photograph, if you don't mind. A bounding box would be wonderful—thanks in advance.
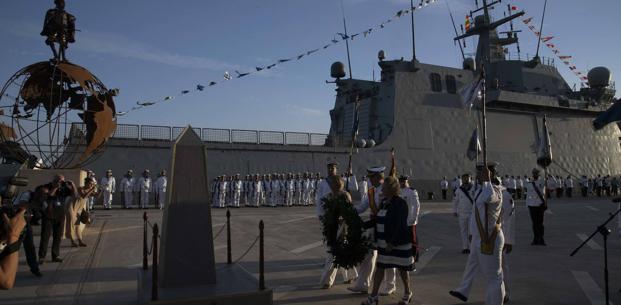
[430,73,442,92]
[446,75,457,94]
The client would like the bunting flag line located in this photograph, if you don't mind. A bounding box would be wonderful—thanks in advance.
[517,7,589,84]
[114,0,441,116]
[541,36,554,42]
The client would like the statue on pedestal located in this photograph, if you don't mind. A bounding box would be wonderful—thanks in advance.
[40,0,76,61]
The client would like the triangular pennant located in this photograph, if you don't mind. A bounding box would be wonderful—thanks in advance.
[306,48,320,55]
[235,70,250,78]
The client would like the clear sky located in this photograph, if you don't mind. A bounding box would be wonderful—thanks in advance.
[1,0,619,134]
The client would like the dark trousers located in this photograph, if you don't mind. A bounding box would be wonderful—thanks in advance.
[516,188,522,199]
[596,186,602,197]
[442,189,447,200]
[556,188,563,198]
[411,225,419,263]
[528,206,546,244]
[23,223,40,272]
[39,215,62,260]
[566,187,573,197]
[582,187,588,197]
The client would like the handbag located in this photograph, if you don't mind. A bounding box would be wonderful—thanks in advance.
[79,209,92,225]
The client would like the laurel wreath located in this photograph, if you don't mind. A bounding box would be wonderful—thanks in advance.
[321,195,371,269]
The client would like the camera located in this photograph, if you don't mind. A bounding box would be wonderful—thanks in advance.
[0,167,29,242]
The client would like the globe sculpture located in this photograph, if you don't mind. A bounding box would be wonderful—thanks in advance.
[0,60,117,169]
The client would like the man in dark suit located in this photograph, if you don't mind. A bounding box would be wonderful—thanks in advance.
[38,175,70,264]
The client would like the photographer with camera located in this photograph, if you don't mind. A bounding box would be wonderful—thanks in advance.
[0,208,27,289]
[38,175,71,264]
[10,186,47,278]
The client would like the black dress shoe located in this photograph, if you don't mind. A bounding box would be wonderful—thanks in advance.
[449,290,468,302]
[31,269,43,277]
[51,257,63,263]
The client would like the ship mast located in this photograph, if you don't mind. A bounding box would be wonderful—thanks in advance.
[454,0,525,169]
[454,0,524,69]
[410,0,416,61]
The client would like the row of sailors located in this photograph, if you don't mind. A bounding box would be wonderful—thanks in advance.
[445,175,578,199]
[210,173,357,208]
[85,169,168,210]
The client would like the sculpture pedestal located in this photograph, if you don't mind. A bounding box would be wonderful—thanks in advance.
[137,126,272,304]
[138,263,272,305]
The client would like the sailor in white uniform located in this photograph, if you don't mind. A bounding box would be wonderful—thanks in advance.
[229,174,240,208]
[120,170,135,209]
[348,167,395,296]
[211,177,220,207]
[269,174,279,207]
[295,173,304,205]
[308,173,316,205]
[100,170,116,209]
[87,170,98,210]
[285,173,294,206]
[154,170,167,210]
[242,175,249,206]
[302,173,312,206]
[218,175,228,208]
[441,177,449,200]
[526,168,547,245]
[138,170,152,209]
[360,176,369,204]
[251,174,261,207]
[501,182,516,303]
[317,160,357,288]
[453,173,474,254]
[516,176,524,199]
[450,162,505,305]
[400,175,421,261]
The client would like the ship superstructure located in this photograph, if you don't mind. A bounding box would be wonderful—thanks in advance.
[69,0,619,196]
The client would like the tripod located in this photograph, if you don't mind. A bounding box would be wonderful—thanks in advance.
[570,201,621,305]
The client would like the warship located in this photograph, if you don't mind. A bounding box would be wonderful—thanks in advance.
[72,0,619,195]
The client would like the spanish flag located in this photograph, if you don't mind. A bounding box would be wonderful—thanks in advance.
[465,15,471,31]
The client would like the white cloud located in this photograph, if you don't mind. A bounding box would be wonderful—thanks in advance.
[287,104,323,116]
[0,19,247,73]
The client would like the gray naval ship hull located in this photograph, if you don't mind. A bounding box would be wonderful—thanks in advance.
[77,59,621,198]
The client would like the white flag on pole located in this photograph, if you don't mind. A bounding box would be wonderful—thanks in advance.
[459,77,483,109]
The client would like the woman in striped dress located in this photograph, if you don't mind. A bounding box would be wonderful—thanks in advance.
[363,176,414,305]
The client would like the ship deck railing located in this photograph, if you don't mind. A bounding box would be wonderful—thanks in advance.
[70,123,328,146]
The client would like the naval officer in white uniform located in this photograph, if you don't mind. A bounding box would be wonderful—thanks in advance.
[317,160,357,288]
[450,162,505,305]
[453,173,474,254]
[100,170,116,209]
[154,170,167,210]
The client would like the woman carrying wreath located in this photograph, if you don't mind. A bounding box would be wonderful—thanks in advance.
[362,176,414,305]
[319,175,358,289]
[64,177,96,247]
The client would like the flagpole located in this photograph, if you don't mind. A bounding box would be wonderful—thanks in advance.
[481,68,488,169]
[346,95,360,192]
[534,0,548,60]
[411,0,417,61]
[340,0,353,79]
